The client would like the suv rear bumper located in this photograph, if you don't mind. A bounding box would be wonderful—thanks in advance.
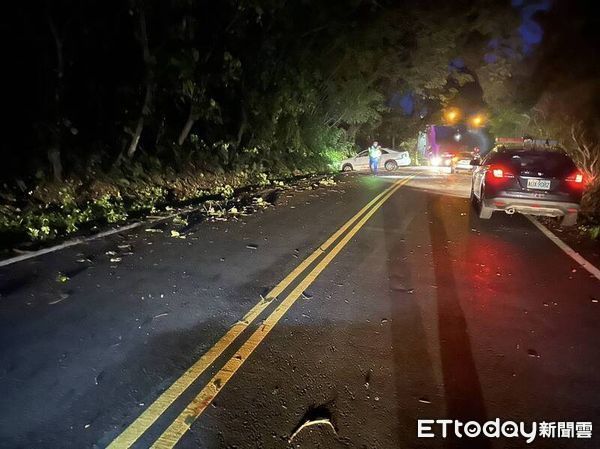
[483,197,580,217]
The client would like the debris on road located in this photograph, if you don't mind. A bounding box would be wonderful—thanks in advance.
[48,293,70,305]
[94,370,105,386]
[288,418,336,443]
[252,197,269,209]
[172,216,188,226]
[289,403,337,443]
[260,294,274,303]
[170,230,186,239]
[318,178,336,186]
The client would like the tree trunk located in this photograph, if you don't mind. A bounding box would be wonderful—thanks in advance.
[48,15,64,181]
[177,105,196,146]
[347,123,360,145]
[127,5,153,158]
[127,113,145,158]
[235,104,248,148]
[48,146,63,182]
[127,82,151,158]
[155,115,166,148]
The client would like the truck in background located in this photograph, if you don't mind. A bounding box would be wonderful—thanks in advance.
[417,124,489,167]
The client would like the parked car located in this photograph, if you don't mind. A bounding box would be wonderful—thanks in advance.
[470,148,585,226]
[340,149,411,172]
[451,151,476,174]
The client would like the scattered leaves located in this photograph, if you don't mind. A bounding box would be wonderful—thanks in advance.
[318,177,336,186]
[172,216,188,226]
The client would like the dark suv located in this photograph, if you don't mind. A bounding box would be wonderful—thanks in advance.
[470,148,585,226]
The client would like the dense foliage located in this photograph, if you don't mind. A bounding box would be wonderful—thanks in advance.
[475,1,600,211]
[3,0,523,180]
[1,0,597,245]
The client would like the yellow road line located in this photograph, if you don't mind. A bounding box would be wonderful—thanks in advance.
[150,176,411,449]
[107,177,406,449]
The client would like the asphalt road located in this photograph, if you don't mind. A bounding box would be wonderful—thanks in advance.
[1,169,599,449]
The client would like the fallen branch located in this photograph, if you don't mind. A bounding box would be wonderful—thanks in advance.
[288,418,337,443]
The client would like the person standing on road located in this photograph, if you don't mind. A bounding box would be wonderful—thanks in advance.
[368,141,382,175]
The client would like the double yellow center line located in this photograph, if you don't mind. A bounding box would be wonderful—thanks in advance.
[107,175,412,449]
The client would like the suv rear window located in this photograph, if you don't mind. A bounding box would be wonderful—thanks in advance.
[487,150,576,176]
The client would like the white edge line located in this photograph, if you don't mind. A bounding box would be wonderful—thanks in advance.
[526,215,600,281]
[0,210,193,268]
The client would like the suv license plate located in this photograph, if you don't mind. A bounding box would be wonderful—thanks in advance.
[527,179,551,190]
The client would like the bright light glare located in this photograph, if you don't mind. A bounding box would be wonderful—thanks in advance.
[444,108,460,124]
[470,115,484,127]
[431,157,441,166]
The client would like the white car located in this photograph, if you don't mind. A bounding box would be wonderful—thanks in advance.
[451,151,476,173]
[340,149,411,172]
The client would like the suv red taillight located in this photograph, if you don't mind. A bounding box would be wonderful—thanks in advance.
[487,165,515,180]
[565,170,585,186]
[492,168,504,178]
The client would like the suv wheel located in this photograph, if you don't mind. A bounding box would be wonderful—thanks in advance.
[470,187,478,209]
[473,187,493,219]
[478,193,493,219]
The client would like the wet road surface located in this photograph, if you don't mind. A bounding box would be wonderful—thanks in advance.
[1,169,599,449]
